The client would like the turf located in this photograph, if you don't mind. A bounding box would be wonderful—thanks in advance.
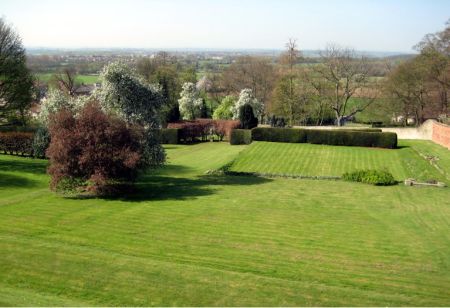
[0,142,449,306]
[229,140,449,183]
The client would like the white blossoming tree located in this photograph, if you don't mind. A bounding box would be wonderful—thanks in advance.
[178,82,203,120]
[96,61,165,128]
[231,88,264,120]
[39,89,89,124]
[95,61,166,167]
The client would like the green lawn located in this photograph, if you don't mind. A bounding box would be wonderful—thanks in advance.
[36,73,99,84]
[229,141,449,184]
[0,142,449,306]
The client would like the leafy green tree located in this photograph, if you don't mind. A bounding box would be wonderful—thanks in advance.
[213,96,236,120]
[0,18,35,125]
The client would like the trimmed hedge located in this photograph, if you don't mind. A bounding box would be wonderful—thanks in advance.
[252,127,307,143]
[306,130,397,148]
[0,132,34,156]
[249,127,397,148]
[343,128,382,132]
[0,125,37,133]
[230,129,252,145]
[160,128,180,144]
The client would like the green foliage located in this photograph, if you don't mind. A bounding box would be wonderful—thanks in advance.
[342,169,397,186]
[305,130,397,148]
[160,128,179,144]
[230,129,252,145]
[252,127,306,143]
[32,126,50,158]
[239,105,258,129]
[213,95,235,120]
[0,18,35,125]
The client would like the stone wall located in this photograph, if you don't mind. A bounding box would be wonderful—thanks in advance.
[381,120,434,140]
[432,121,450,149]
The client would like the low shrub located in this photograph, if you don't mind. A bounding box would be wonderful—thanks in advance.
[47,102,149,196]
[230,129,252,145]
[160,128,179,144]
[342,169,397,186]
[0,132,34,156]
[212,120,240,141]
[168,119,212,142]
[306,130,397,148]
[167,119,240,142]
[252,127,307,143]
[32,127,51,158]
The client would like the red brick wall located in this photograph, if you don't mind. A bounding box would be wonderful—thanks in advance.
[432,122,450,149]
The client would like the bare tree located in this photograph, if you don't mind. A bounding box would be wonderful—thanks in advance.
[221,56,276,111]
[384,58,433,126]
[52,68,80,97]
[415,20,450,115]
[312,44,377,126]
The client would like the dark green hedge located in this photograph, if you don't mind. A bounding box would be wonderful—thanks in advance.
[343,128,382,132]
[249,127,396,148]
[160,128,180,144]
[230,129,252,145]
[306,130,397,148]
[252,127,307,143]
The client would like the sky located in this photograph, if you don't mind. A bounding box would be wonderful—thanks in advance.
[1,0,449,52]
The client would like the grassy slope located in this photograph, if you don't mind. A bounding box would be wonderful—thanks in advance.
[230,141,449,184]
[0,142,449,306]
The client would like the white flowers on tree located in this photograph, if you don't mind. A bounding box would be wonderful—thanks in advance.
[178,82,203,120]
[39,89,88,124]
[96,61,165,127]
[231,88,264,120]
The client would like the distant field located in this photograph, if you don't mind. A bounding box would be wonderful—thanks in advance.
[229,140,449,183]
[36,73,99,84]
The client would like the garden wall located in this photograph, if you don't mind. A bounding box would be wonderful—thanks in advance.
[432,121,450,149]
[381,120,434,140]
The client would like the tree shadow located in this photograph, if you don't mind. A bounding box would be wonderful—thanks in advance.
[151,164,194,176]
[0,158,48,175]
[103,174,272,202]
[0,172,39,188]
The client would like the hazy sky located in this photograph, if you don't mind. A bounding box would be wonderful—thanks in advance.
[1,0,449,52]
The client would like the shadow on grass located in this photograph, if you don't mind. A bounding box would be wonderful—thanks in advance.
[0,172,39,188]
[396,145,410,149]
[151,164,194,176]
[0,158,48,175]
[102,174,272,202]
